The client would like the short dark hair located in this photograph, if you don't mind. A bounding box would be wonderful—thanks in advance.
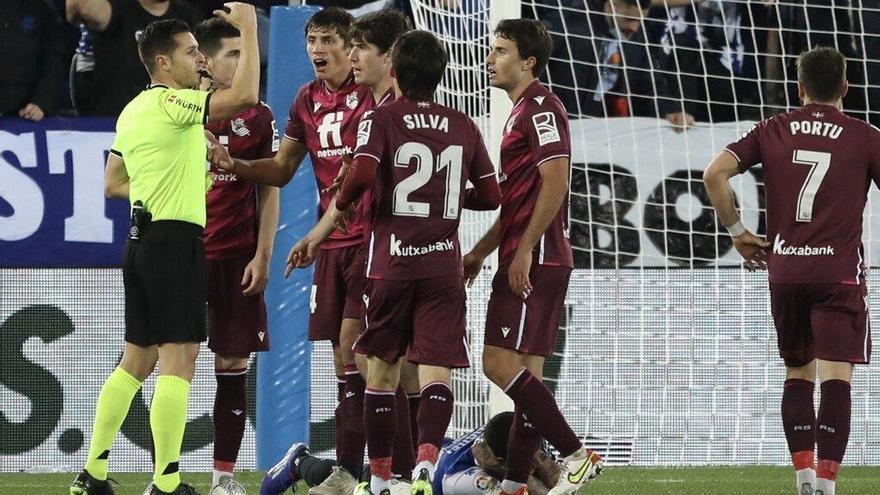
[797,46,847,102]
[194,18,240,58]
[494,19,553,78]
[350,8,411,55]
[138,19,192,73]
[484,412,514,459]
[305,7,355,45]
[392,30,447,101]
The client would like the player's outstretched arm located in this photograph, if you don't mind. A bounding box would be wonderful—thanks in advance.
[284,198,339,277]
[104,153,129,199]
[703,150,771,270]
[218,137,309,187]
[208,2,260,121]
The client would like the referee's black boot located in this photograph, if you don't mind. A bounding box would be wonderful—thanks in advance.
[70,469,116,495]
[149,482,202,495]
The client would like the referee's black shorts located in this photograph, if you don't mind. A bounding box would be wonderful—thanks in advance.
[123,220,207,346]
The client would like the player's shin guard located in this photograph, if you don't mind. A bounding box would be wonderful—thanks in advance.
[416,382,454,464]
[151,375,191,493]
[392,387,415,477]
[817,379,851,486]
[84,367,143,480]
[213,368,247,486]
[504,406,542,484]
[365,388,396,493]
[781,379,816,471]
[504,369,581,457]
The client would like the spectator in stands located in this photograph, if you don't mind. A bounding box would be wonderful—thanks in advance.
[65,0,203,116]
[657,0,751,122]
[537,0,694,130]
[68,22,96,116]
[0,0,66,121]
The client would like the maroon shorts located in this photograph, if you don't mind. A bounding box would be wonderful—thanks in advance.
[484,264,571,357]
[309,244,366,343]
[353,275,470,368]
[770,282,871,367]
[206,252,269,355]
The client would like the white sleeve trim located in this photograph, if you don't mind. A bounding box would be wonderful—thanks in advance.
[354,152,381,163]
[535,153,570,167]
[283,134,302,142]
[478,171,496,179]
[724,148,742,163]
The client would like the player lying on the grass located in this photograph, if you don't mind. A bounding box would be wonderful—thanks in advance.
[259,413,566,495]
[464,18,602,495]
[704,46,878,495]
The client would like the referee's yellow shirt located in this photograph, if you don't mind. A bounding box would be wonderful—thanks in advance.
[110,84,211,227]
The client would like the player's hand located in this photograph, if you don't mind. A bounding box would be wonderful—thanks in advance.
[214,2,257,30]
[331,203,356,234]
[323,154,352,195]
[284,236,320,277]
[508,249,533,299]
[19,103,45,121]
[241,254,269,296]
[665,111,694,133]
[732,230,771,272]
[463,251,484,288]
[205,130,235,170]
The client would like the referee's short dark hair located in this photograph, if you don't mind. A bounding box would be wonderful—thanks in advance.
[393,30,447,101]
[138,18,192,74]
[194,18,240,58]
[797,46,847,103]
[494,19,553,78]
[484,411,514,459]
[305,7,355,46]
[350,8,411,55]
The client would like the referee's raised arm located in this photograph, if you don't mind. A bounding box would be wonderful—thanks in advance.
[206,2,260,121]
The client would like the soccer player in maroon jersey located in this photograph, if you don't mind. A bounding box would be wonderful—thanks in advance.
[705,47,879,495]
[194,18,280,494]
[327,30,500,495]
[463,19,602,495]
[206,8,374,494]
[285,9,422,494]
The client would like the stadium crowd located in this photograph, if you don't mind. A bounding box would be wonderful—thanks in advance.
[4,0,880,125]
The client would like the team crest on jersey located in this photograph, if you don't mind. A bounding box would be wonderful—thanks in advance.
[346,92,359,110]
[532,112,560,146]
[357,119,373,148]
[231,118,250,137]
[504,115,516,134]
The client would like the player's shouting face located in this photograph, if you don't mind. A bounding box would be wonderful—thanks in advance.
[306,28,351,83]
[349,37,390,87]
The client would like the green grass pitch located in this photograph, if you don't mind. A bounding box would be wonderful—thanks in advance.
[3,467,880,495]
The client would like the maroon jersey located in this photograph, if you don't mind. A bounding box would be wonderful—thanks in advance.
[204,102,279,260]
[354,98,496,280]
[726,103,880,284]
[498,80,573,268]
[285,73,373,249]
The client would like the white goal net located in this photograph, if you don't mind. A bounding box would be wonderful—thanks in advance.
[408,0,880,466]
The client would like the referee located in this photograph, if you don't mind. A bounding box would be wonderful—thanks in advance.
[71,4,260,495]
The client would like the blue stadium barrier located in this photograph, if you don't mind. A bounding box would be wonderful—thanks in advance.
[258,5,322,471]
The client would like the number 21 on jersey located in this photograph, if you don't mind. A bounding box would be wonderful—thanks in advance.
[393,143,463,220]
